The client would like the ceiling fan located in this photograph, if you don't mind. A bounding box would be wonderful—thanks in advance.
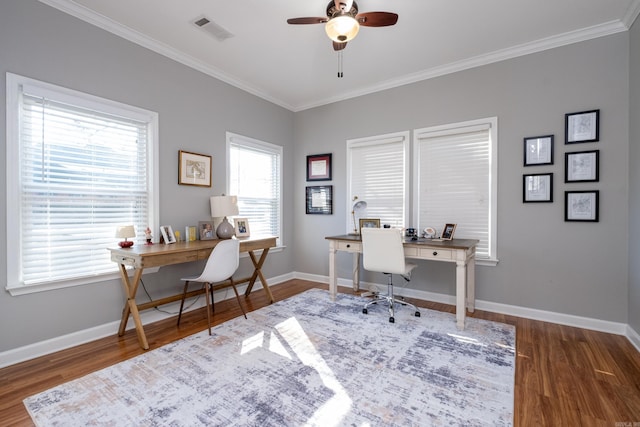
[287,0,398,52]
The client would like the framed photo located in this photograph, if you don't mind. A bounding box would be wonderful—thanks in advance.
[198,221,216,240]
[565,190,599,222]
[178,150,212,187]
[565,110,599,144]
[523,173,553,203]
[306,153,332,181]
[234,218,250,237]
[524,135,554,166]
[565,150,599,182]
[359,218,380,231]
[441,223,457,240]
[160,225,176,244]
[306,185,333,214]
[185,226,197,242]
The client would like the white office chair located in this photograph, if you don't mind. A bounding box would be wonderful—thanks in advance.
[361,227,421,323]
[177,239,247,334]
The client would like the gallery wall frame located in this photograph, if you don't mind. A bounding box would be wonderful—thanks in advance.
[178,150,212,187]
[306,185,333,214]
[524,135,554,166]
[523,173,553,203]
[565,150,599,183]
[565,109,599,144]
[565,190,599,222]
[306,153,332,181]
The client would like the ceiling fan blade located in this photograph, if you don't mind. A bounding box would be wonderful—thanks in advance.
[333,41,347,51]
[287,17,328,25]
[356,12,398,27]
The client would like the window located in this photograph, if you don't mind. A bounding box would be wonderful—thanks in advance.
[227,132,282,244]
[6,73,158,295]
[413,118,498,263]
[346,132,410,232]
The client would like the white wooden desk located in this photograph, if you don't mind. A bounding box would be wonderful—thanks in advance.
[109,236,277,349]
[326,234,478,329]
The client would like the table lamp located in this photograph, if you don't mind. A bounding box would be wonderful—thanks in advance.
[115,225,136,248]
[351,197,367,234]
[210,195,239,239]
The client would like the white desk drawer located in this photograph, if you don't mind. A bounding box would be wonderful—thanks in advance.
[418,248,453,260]
[337,241,361,252]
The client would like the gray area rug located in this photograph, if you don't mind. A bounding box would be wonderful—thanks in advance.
[24,289,515,426]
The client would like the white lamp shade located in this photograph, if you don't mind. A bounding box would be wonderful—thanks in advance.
[115,225,136,239]
[210,195,239,218]
[325,15,360,42]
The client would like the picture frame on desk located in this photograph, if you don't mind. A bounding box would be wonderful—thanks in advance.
[198,221,216,240]
[359,218,380,232]
[234,218,250,237]
[185,225,197,241]
[160,225,176,244]
[441,223,457,240]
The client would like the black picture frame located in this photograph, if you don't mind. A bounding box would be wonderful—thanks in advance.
[306,153,332,181]
[524,135,554,166]
[306,185,333,214]
[523,173,553,203]
[565,150,599,182]
[565,190,599,222]
[565,109,599,144]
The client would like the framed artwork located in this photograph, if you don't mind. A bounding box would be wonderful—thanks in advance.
[359,218,380,231]
[160,225,176,244]
[565,190,599,222]
[198,221,216,240]
[306,153,332,181]
[178,150,212,187]
[185,226,197,242]
[306,185,333,214]
[565,110,599,144]
[565,150,599,182]
[524,135,554,166]
[523,173,553,203]
[441,223,457,240]
[234,218,250,237]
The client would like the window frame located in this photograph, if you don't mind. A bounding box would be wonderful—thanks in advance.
[5,73,159,295]
[226,132,283,247]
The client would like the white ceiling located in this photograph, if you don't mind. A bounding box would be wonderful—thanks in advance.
[41,0,640,112]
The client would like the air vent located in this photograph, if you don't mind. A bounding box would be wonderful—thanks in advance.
[192,16,234,41]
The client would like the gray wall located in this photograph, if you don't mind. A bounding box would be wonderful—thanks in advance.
[294,33,630,324]
[0,0,295,352]
[629,17,640,333]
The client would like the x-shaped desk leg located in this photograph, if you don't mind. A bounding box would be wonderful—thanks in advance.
[243,248,274,303]
[116,265,149,350]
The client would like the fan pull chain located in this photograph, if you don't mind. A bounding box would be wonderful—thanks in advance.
[337,51,344,78]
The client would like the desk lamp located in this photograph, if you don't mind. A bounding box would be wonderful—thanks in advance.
[115,225,136,248]
[351,196,367,234]
[210,195,239,239]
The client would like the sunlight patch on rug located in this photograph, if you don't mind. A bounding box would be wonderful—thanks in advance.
[24,289,515,426]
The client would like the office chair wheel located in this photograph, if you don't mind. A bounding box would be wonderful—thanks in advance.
[363,308,368,314]
[389,316,395,323]
[415,311,421,317]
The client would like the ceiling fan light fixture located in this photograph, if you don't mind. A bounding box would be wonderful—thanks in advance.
[325,15,359,42]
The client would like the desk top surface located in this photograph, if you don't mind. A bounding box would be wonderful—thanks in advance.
[326,234,478,250]
[109,236,277,258]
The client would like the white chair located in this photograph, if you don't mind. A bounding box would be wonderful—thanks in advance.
[177,239,246,334]
[361,227,421,323]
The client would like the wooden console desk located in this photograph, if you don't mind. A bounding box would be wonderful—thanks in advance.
[109,236,277,349]
[326,234,478,329]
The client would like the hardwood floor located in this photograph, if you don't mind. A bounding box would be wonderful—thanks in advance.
[1,279,639,426]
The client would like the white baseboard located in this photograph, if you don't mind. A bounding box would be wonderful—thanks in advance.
[1,272,638,368]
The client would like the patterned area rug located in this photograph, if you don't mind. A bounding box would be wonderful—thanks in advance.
[24,289,515,426]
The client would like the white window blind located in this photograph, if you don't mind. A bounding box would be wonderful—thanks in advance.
[6,73,158,292]
[413,118,497,261]
[227,132,282,243]
[347,132,410,231]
